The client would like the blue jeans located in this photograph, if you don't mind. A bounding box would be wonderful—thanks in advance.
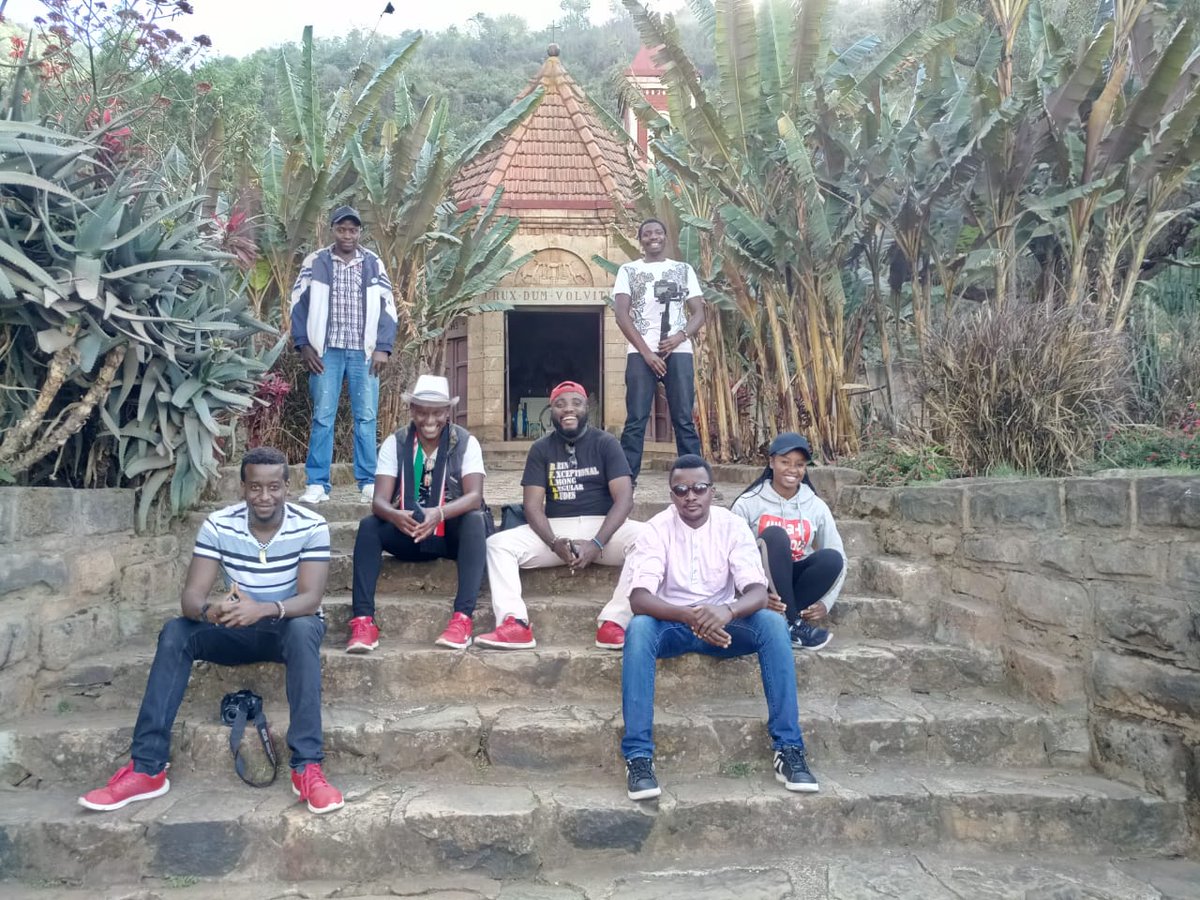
[306,346,379,490]
[620,352,702,483]
[130,615,326,773]
[620,608,805,759]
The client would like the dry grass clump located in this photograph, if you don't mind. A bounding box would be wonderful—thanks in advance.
[921,305,1130,475]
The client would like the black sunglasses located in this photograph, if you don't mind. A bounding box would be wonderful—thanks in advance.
[670,482,712,498]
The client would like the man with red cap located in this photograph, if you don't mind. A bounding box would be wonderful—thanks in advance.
[478,381,643,650]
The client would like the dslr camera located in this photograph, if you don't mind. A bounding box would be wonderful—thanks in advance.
[221,689,264,726]
[653,278,684,303]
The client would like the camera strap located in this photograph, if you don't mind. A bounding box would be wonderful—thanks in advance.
[227,699,279,788]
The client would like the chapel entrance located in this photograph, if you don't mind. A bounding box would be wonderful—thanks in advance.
[506,308,602,439]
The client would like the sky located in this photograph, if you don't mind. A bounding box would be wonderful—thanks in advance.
[0,0,647,59]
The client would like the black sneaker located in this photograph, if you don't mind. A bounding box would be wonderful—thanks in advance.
[790,620,832,651]
[774,746,819,792]
[625,757,662,800]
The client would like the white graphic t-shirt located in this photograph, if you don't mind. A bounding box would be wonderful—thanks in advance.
[613,258,703,355]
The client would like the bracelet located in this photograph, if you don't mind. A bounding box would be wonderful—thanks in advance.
[591,537,605,551]
[438,507,445,524]
[275,601,286,622]
[199,602,211,623]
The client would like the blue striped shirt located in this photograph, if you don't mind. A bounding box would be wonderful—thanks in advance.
[193,502,331,614]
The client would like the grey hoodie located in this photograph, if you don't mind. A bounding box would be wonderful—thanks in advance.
[730,481,847,610]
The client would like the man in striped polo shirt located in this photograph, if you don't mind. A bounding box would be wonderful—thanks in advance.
[79,448,344,815]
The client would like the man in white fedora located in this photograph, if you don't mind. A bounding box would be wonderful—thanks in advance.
[347,374,490,653]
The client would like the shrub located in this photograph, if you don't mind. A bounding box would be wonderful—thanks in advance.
[1094,409,1200,472]
[842,428,959,486]
[921,305,1129,476]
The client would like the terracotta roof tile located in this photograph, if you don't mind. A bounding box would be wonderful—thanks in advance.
[453,49,640,214]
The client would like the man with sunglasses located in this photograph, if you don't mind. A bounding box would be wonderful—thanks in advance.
[619,454,818,800]
[478,381,643,650]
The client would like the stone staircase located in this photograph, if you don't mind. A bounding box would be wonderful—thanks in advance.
[1,465,1196,898]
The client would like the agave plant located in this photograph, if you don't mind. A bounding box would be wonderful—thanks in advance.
[0,118,281,526]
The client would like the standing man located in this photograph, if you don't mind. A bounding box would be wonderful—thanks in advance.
[613,218,706,485]
[478,381,642,651]
[78,448,343,815]
[619,454,818,801]
[349,374,490,653]
[291,206,398,505]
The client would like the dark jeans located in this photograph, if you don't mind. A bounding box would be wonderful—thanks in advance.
[352,509,488,618]
[621,609,805,759]
[620,352,702,482]
[759,525,845,624]
[131,614,326,774]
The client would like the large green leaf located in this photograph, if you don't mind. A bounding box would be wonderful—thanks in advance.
[1101,22,1195,170]
[714,0,763,155]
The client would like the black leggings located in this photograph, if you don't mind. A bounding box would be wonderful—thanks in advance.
[352,509,488,618]
[758,525,844,624]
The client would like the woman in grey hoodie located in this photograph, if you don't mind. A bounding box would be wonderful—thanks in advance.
[730,433,846,651]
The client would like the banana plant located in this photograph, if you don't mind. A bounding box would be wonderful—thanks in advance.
[619,0,978,458]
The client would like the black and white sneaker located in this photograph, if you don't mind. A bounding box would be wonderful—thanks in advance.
[790,621,832,651]
[774,746,819,792]
[625,757,662,800]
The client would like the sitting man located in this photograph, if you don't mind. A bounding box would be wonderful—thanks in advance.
[478,381,642,650]
[79,448,343,815]
[348,374,489,652]
[619,454,818,800]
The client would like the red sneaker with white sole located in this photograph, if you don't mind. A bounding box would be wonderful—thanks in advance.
[595,620,626,650]
[78,760,170,811]
[474,615,536,649]
[346,615,380,653]
[435,611,473,649]
[291,763,344,814]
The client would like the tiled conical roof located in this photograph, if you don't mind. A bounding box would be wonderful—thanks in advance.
[452,45,639,215]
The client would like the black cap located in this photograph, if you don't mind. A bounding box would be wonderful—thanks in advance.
[768,432,812,459]
[330,205,361,226]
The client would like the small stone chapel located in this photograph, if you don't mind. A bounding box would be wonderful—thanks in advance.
[447,44,668,444]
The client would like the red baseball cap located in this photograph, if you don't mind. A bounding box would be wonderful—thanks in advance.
[549,381,588,403]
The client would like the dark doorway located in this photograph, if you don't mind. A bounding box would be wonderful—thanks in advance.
[506,308,602,439]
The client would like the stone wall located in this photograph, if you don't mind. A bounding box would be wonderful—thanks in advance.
[840,474,1200,806]
[0,487,186,714]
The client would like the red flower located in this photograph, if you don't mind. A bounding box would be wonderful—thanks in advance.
[8,36,26,59]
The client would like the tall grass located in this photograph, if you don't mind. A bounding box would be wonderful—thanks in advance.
[921,305,1131,475]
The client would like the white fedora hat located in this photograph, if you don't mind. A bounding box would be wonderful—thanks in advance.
[402,374,458,406]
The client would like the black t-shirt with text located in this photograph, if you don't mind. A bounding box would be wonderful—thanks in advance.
[521,428,632,518]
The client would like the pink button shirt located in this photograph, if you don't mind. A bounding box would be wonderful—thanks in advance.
[625,505,767,607]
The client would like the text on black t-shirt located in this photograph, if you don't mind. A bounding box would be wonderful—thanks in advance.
[520,428,632,518]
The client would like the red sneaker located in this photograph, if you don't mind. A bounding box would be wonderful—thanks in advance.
[595,620,626,650]
[435,611,473,649]
[346,615,379,653]
[291,763,344,814]
[474,615,536,649]
[78,760,170,811]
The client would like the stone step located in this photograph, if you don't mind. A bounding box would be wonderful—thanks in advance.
[44,638,1005,716]
[0,766,1187,884]
[321,547,902,599]
[3,690,1085,788]
[313,592,929,646]
[5,851,1198,899]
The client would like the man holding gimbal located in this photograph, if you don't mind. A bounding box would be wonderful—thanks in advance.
[613,218,706,485]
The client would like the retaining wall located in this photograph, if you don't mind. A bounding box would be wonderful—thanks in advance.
[0,487,185,714]
[841,473,1200,805]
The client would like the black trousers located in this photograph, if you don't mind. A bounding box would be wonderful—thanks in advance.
[351,509,488,618]
[758,525,844,624]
